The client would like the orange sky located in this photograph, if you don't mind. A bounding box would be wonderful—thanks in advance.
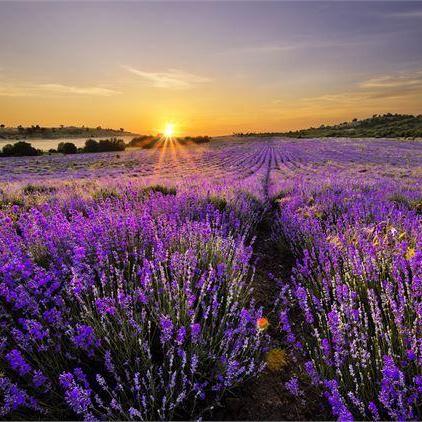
[1,2,422,136]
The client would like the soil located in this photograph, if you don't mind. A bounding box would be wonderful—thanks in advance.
[210,203,330,421]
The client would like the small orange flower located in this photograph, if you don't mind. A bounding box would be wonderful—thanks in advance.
[256,317,269,332]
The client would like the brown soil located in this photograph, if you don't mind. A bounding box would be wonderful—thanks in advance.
[210,206,330,421]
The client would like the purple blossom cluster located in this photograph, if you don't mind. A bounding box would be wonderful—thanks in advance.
[276,178,421,420]
[0,188,267,419]
[1,136,421,420]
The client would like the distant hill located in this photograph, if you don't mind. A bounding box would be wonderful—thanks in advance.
[235,113,422,138]
[0,125,138,140]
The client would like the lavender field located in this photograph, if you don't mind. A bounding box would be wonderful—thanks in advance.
[0,137,421,420]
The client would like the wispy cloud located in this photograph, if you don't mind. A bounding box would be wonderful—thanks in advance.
[37,84,119,96]
[224,39,368,56]
[386,10,422,19]
[301,91,411,107]
[271,69,422,114]
[0,82,120,97]
[359,70,422,89]
[122,65,212,89]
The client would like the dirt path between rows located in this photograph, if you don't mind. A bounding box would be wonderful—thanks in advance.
[211,200,328,420]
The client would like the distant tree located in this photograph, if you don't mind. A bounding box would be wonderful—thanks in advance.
[129,135,157,148]
[96,126,102,130]
[57,142,77,154]
[97,138,126,152]
[0,124,5,129]
[120,128,124,132]
[2,141,41,157]
[180,136,211,144]
[82,138,126,153]
[84,138,99,153]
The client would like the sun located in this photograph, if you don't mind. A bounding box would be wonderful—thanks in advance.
[163,122,175,138]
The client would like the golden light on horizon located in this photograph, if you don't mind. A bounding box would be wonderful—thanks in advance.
[163,122,175,138]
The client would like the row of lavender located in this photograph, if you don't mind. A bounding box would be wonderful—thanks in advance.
[275,175,421,420]
[0,187,268,419]
[1,136,419,185]
[1,137,421,420]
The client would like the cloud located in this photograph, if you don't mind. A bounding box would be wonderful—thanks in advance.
[233,44,299,54]
[37,84,119,96]
[223,39,368,56]
[122,65,212,89]
[386,10,422,19]
[270,69,422,115]
[0,82,120,97]
[301,91,410,106]
[359,71,422,89]
[303,70,422,106]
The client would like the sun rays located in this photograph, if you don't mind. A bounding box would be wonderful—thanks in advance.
[163,122,175,138]
[146,122,207,184]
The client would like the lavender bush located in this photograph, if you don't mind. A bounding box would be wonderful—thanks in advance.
[0,189,267,419]
[276,180,421,420]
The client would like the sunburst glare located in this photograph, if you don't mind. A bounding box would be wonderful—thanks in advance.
[163,122,175,138]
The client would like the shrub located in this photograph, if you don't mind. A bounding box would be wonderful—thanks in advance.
[180,136,211,144]
[92,188,121,202]
[142,184,177,196]
[1,141,41,157]
[208,195,227,212]
[83,138,126,153]
[22,184,56,195]
[128,136,159,148]
[58,142,78,155]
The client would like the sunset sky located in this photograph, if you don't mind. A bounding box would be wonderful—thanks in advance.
[1,1,421,135]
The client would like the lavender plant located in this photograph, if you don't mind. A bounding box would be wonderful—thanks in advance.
[0,190,267,419]
[276,181,421,420]
[1,136,421,420]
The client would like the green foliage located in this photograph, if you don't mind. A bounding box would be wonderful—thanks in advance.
[22,184,56,195]
[92,188,121,202]
[179,136,211,144]
[235,113,422,138]
[57,142,78,154]
[142,184,177,196]
[0,125,135,140]
[128,135,159,148]
[388,193,422,214]
[1,141,42,157]
[83,138,126,153]
[208,195,227,212]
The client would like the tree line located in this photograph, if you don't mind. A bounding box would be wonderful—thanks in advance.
[234,113,422,139]
[0,135,211,157]
[0,125,129,140]
[0,138,125,157]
